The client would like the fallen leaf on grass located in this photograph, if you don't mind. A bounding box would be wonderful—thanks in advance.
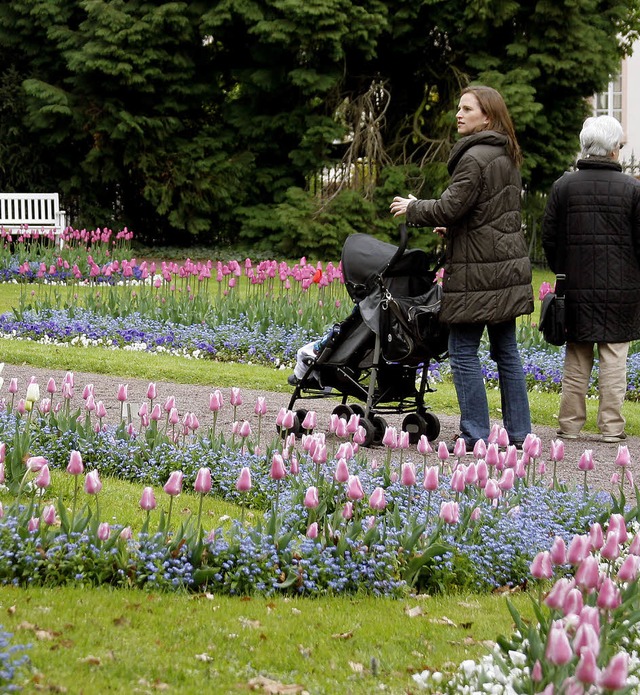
[330,631,353,640]
[6,605,16,615]
[428,616,457,628]
[247,675,308,693]
[348,661,364,673]
[35,629,57,640]
[138,678,171,691]
[78,655,101,666]
[404,605,424,618]
[298,644,312,658]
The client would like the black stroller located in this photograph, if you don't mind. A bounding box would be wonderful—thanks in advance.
[286,224,448,447]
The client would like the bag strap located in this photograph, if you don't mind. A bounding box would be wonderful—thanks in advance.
[554,190,567,298]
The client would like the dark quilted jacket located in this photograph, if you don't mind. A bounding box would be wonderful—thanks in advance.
[406,131,533,324]
[542,157,640,342]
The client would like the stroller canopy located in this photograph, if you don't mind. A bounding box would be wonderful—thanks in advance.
[341,232,436,302]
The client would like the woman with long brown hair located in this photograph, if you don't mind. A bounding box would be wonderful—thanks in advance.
[390,85,534,452]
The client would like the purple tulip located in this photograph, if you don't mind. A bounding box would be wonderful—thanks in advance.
[163,471,184,496]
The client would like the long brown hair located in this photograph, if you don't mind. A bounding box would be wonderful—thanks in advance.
[462,86,522,167]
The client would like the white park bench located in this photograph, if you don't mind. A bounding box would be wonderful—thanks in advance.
[0,193,67,249]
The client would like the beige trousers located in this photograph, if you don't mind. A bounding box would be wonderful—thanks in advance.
[558,342,629,437]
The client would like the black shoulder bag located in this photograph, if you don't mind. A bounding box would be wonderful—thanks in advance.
[539,211,567,346]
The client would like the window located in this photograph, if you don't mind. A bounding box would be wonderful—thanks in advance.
[594,74,622,122]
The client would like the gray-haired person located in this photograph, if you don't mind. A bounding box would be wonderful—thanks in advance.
[542,115,640,443]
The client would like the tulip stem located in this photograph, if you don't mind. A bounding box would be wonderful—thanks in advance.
[196,493,204,535]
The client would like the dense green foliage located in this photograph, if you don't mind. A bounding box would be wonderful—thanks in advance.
[1,0,638,254]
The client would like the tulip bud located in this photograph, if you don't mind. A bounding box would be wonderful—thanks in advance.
[163,471,184,497]
[303,486,319,509]
[84,470,103,495]
[194,468,212,495]
[98,522,111,541]
[236,467,252,492]
[140,486,157,511]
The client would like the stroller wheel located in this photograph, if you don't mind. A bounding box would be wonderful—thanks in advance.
[423,412,440,441]
[349,404,366,418]
[358,418,376,448]
[371,415,388,445]
[332,404,353,421]
[402,413,427,444]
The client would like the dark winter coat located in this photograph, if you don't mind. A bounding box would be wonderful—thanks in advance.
[406,130,534,324]
[541,157,640,343]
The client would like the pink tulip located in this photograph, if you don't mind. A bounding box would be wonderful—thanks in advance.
[544,577,574,610]
[596,577,621,610]
[334,458,350,483]
[400,462,416,487]
[82,384,94,400]
[485,443,500,468]
[254,397,267,416]
[369,487,387,511]
[97,522,111,541]
[42,504,56,526]
[498,468,515,491]
[84,470,102,495]
[629,533,640,556]
[281,410,296,431]
[346,414,360,434]
[8,378,18,394]
[96,401,107,419]
[120,526,133,540]
[311,444,327,465]
[484,479,501,500]
[504,445,518,469]
[614,444,631,467]
[549,537,567,565]
[303,486,319,509]
[346,475,364,501]
[473,439,487,459]
[150,404,162,421]
[488,423,500,443]
[450,468,466,493]
[589,522,604,550]
[194,468,212,495]
[117,384,128,402]
[600,530,621,561]
[608,513,628,543]
[209,391,223,411]
[342,502,354,519]
[27,455,47,472]
[0,463,4,485]
[46,378,57,394]
[578,449,594,471]
[497,427,509,448]
[28,517,39,532]
[598,652,629,690]
[575,647,599,685]
[236,467,252,492]
[146,382,157,400]
[567,534,590,564]
[230,387,242,406]
[550,439,565,462]
[545,620,573,666]
[0,443,4,465]
[238,420,251,438]
[65,450,83,476]
[563,587,584,616]
[423,466,439,491]
[575,556,600,591]
[301,411,317,430]
[35,465,51,489]
[140,487,157,511]
[470,507,481,521]
[617,554,638,582]
[439,501,460,525]
[163,471,184,497]
[270,453,287,480]
[530,551,553,580]
[306,522,319,539]
[417,435,432,456]
[531,660,543,682]
[453,437,466,458]
[437,441,449,462]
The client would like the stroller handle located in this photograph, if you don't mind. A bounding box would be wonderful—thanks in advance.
[383,223,408,276]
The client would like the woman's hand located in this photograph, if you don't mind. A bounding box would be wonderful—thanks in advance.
[389,194,416,217]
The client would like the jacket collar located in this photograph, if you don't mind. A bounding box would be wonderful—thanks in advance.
[576,156,623,172]
[448,130,509,173]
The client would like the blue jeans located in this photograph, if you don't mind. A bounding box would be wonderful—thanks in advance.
[448,320,531,445]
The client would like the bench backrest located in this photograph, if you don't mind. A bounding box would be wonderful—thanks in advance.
[0,193,61,226]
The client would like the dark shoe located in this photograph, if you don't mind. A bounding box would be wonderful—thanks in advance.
[601,433,627,443]
[510,440,524,451]
[556,430,578,440]
[287,374,299,386]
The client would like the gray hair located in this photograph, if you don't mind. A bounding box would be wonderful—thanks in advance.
[579,115,624,158]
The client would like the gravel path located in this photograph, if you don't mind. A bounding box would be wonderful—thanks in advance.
[1,362,637,494]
